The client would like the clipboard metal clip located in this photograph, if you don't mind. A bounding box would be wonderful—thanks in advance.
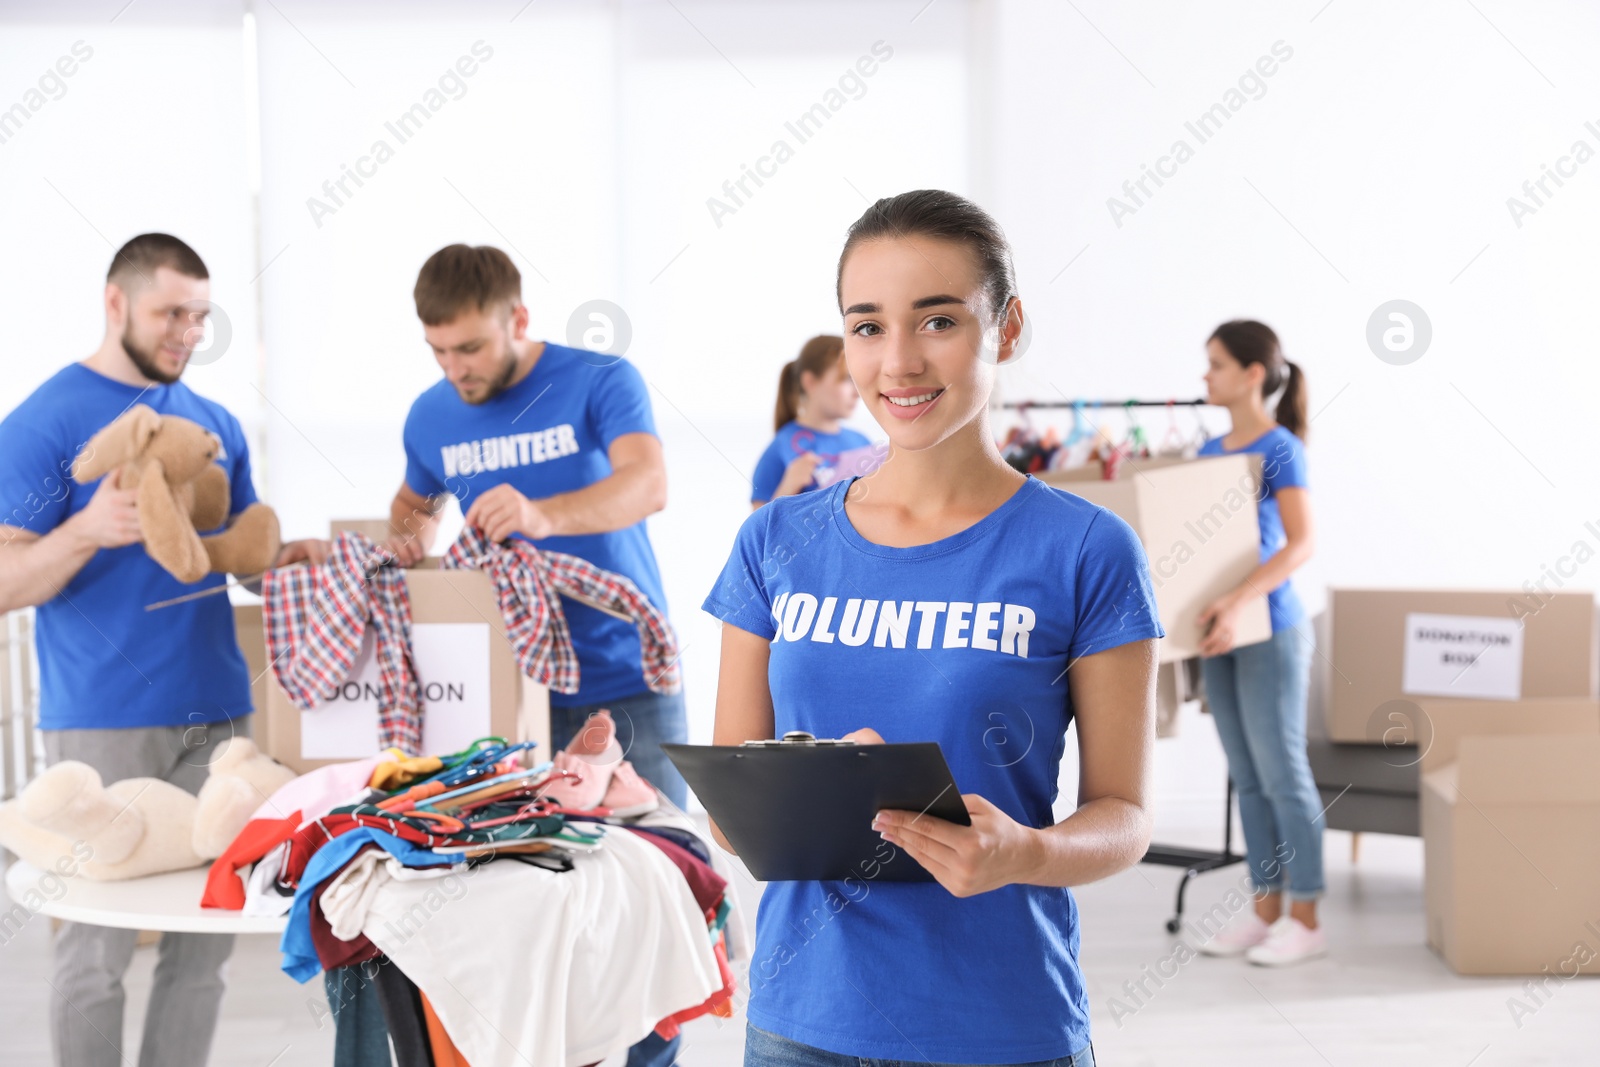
[740,731,857,748]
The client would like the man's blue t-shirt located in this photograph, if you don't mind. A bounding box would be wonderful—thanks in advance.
[701,475,1164,1062]
[1198,425,1308,632]
[750,421,872,503]
[0,364,257,730]
[403,342,669,708]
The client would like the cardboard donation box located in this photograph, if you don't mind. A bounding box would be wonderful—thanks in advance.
[1422,725,1600,975]
[1041,454,1271,662]
[233,602,268,727]
[1327,589,1596,744]
[262,562,551,775]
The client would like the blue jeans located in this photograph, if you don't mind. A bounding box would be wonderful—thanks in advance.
[323,965,390,1067]
[549,688,689,808]
[550,689,689,1067]
[745,1025,1094,1067]
[1200,626,1325,899]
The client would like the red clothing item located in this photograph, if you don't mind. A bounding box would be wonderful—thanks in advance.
[283,812,460,887]
[201,811,304,910]
[309,847,383,971]
[654,932,736,1041]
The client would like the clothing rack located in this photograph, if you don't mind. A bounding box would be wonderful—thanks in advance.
[998,398,1213,409]
[1142,779,1244,933]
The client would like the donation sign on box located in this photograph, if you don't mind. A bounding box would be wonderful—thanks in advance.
[1401,612,1525,701]
[259,550,551,774]
[299,623,493,759]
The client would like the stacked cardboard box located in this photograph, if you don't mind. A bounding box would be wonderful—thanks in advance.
[1326,589,1595,744]
[1418,698,1600,975]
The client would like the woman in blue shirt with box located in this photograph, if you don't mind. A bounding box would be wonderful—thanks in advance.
[702,189,1165,1066]
[1191,319,1326,966]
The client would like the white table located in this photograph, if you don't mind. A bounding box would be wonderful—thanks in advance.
[4,861,288,934]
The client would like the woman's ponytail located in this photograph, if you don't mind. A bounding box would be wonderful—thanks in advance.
[773,335,846,432]
[1209,320,1309,443]
[1276,360,1308,443]
[774,360,802,432]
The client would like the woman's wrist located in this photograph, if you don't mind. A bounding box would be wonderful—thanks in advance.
[1013,825,1058,887]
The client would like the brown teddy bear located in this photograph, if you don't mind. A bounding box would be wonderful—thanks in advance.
[70,404,281,584]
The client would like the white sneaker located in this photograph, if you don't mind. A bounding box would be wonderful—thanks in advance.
[1245,917,1328,966]
[1195,911,1271,957]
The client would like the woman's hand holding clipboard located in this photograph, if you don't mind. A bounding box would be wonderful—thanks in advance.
[844,727,1048,899]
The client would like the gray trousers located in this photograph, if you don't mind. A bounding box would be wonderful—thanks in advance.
[43,718,249,1067]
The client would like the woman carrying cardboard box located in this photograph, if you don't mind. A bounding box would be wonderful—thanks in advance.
[1192,320,1326,966]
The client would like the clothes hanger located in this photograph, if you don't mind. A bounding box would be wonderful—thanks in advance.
[411,740,539,790]
[1123,401,1151,458]
[1160,400,1186,454]
[1063,401,1089,447]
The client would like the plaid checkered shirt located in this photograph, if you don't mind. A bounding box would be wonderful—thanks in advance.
[262,532,423,754]
[442,526,683,696]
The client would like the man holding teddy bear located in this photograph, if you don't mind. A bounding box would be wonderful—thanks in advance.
[0,233,322,1067]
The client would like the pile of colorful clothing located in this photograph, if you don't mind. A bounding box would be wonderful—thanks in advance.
[203,712,737,1066]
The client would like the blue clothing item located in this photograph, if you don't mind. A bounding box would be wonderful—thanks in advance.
[626,1029,682,1067]
[751,421,872,503]
[1197,425,1308,632]
[281,828,455,982]
[549,688,689,808]
[744,1024,1096,1067]
[0,364,258,730]
[1200,626,1324,899]
[323,965,391,1067]
[702,475,1164,1063]
[402,342,670,708]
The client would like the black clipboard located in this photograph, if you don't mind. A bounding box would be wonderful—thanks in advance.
[662,737,970,882]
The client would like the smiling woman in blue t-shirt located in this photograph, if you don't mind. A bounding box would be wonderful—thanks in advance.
[702,190,1164,1067]
[750,334,871,507]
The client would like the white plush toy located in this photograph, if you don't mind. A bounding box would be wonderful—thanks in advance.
[0,737,296,881]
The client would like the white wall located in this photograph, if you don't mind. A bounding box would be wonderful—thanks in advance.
[983,0,1600,616]
[0,1,261,452]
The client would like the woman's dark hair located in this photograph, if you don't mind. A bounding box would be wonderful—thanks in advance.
[774,334,845,431]
[1209,319,1308,442]
[836,189,1018,328]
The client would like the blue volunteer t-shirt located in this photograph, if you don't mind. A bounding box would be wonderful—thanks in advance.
[751,421,872,503]
[0,364,257,730]
[1198,425,1308,632]
[701,475,1164,1062]
[403,342,669,708]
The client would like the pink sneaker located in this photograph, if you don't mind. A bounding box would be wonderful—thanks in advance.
[1246,917,1328,966]
[1195,911,1271,957]
[540,712,624,810]
[600,760,660,818]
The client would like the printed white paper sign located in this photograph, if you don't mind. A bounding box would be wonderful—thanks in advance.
[1401,612,1523,701]
[301,623,493,758]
